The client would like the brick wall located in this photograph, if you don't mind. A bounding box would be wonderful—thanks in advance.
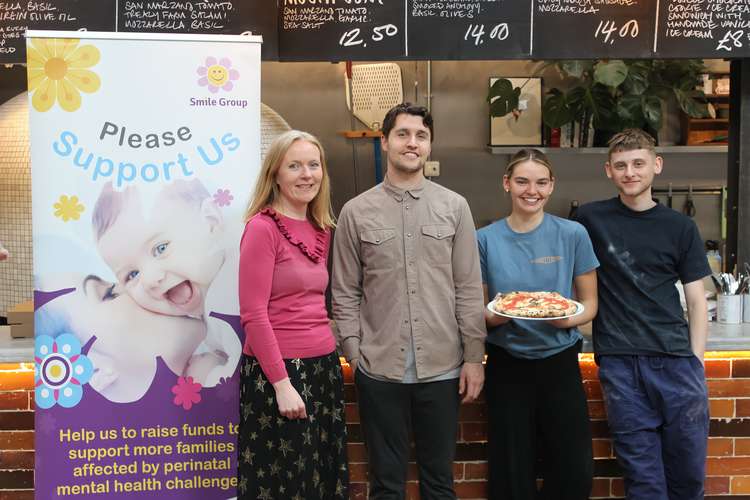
[0,362,33,500]
[5,354,750,499]
[345,353,750,500]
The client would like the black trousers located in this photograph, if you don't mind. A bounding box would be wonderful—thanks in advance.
[355,370,460,500]
[485,342,593,500]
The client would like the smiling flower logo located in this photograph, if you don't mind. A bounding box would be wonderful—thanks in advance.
[27,38,101,113]
[197,57,239,93]
[35,334,94,409]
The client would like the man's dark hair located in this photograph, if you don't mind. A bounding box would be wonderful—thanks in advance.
[381,103,434,142]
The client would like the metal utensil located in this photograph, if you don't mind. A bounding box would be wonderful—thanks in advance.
[667,183,673,209]
[683,184,696,217]
[722,273,740,294]
[711,274,725,294]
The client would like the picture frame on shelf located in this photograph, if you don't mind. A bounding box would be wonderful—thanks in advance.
[489,77,543,147]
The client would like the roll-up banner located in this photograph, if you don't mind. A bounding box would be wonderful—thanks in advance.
[28,30,261,499]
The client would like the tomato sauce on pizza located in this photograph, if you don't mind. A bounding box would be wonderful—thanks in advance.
[491,291,579,318]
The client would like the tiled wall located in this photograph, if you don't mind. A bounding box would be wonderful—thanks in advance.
[0,93,32,318]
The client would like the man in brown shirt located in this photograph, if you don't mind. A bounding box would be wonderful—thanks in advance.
[332,103,486,499]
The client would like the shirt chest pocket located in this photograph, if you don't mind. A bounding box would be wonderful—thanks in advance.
[360,228,398,269]
[421,224,455,265]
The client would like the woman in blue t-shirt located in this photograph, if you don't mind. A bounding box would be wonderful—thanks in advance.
[477,149,599,500]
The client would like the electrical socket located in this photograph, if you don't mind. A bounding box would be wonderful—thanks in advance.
[424,160,440,177]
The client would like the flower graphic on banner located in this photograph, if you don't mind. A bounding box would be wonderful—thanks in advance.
[197,57,239,93]
[35,334,94,409]
[27,38,101,112]
[213,188,234,207]
[172,376,202,410]
[53,195,85,222]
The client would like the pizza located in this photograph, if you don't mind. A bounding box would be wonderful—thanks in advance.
[491,291,579,318]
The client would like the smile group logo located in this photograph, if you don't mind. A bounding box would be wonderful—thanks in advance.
[196,56,240,93]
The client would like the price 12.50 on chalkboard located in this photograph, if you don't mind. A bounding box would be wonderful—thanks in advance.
[279,0,404,61]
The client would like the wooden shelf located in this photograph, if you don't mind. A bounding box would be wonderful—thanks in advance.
[682,112,729,146]
[338,130,382,139]
[488,145,728,154]
[683,78,730,145]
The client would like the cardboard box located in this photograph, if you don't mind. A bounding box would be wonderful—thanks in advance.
[8,300,32,313]
[7,300,33,326]
[9,323,33,339]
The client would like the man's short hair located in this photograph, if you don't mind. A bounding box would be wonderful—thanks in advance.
[382,103,434,142]
[607,128,657,160]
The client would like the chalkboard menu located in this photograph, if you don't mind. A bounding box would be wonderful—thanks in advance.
[118,0,278,59]
[0,0,277,63]
[0,0,116,63]
[656,0,750,58]
[278,0,404,60]
[4,0,750,62]
[407,0,530,59]
[532,0,653,59]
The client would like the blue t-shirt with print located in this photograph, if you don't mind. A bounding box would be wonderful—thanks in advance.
[477,214,599,359]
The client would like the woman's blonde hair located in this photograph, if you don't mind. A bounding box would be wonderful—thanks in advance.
[244,130,335,229]
[505,148,555,179]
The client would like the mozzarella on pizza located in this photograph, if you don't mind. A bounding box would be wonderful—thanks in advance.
[492,291,578,318]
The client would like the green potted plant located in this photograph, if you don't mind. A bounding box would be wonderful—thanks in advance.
[489,59,710,145]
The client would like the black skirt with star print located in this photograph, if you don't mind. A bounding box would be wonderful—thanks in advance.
[238,352,349,500]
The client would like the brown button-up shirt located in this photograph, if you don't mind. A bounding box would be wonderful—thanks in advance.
[332,176,486,381]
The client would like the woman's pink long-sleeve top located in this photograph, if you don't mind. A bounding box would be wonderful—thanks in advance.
[239,210,335,384]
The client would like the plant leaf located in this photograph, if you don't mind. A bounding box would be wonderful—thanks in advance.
[566,86,588,120]
[488,79,520,117]
[542,89,574,128]
[559,60,593,79]
[586,84,617,130]
[621,62,650,95]
[594,60,629,88]
[642,94,663,131]
[675,88,709,117]
[616,94,644,127]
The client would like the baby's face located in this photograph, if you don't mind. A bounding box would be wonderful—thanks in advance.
[97,195,224,317]
[73,275,207,369]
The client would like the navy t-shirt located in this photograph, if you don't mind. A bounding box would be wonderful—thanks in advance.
[576,197,711,357]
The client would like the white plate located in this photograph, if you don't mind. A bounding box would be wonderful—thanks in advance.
[486,299,585,321]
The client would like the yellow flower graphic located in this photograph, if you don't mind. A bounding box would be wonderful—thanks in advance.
[53,195,85,222]
[27,38,101,112]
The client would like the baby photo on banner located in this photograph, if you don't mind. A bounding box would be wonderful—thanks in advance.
[27,31,262,499]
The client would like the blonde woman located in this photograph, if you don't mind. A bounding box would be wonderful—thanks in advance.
[477,149,598,500]
[238,130,347,499]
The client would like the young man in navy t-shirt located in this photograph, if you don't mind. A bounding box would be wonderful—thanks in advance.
[576,129,711,500]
